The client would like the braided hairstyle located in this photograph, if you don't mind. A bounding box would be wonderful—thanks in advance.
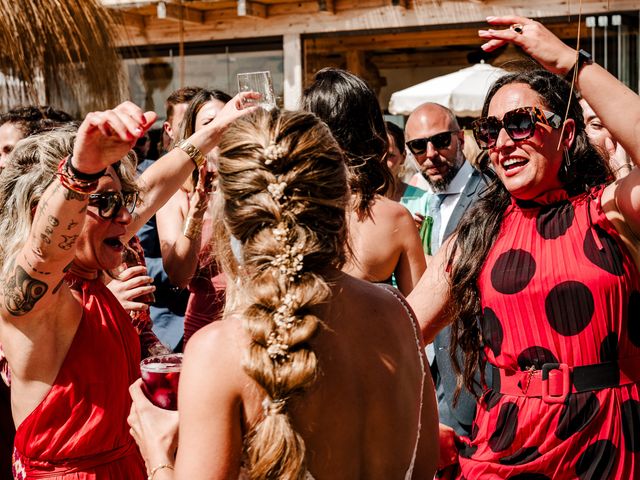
[215,109,349,479]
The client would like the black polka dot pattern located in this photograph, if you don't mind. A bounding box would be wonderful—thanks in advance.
[583,225,624,276]
[482,389,503,411]
[517,346,559,371]
[489,402,519,452]
[491,249,537,295]
[545,281,595,336]
[621,399,640,453]
[555,392,600,440]
[482,307,504,357]
[628,292,640,348]
[599,333,619,362]
[499,446,542,465]
[469,422,479,442]
[458,442,478,459]
[508,475,551,480]
[575,439,616,480]
[537,201,575,239]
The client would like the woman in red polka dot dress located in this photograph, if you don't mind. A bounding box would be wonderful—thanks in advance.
[409,16,640,480]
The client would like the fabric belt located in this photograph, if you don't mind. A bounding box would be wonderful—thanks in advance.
[15,440,137,478]
[492,357,640,404]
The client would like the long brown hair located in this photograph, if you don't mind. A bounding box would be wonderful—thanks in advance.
[448,70,612,398]
[215,108,349,479]
[301,68,393,219]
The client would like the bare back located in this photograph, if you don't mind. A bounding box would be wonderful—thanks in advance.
[344,195,426,296]
[175,274,438,480]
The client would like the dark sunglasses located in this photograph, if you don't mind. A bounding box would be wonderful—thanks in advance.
[472,106,563,150]
[88,191,138,220]
[406,130,458,156]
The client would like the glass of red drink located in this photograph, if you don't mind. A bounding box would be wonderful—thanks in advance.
[140,353,183,410]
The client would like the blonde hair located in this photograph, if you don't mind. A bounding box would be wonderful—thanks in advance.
[0,126,138,277]
[216,109,349,479]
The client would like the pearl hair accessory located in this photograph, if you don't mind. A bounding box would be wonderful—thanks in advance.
[267,181,287,201]
[263,139,286,165]
[271,245,304,282]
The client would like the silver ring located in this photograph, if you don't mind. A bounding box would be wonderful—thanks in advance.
[510,23,524,34]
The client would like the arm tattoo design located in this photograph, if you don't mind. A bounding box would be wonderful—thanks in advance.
[2,265,49,316]
[22,254,51,276]
[67,220,79,230]
[58,234,78,251]
[64,189,88,202]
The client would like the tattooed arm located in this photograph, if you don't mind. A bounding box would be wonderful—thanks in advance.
[1,182,88,318]
[1,102,156,319]
[0,175,94,424]
[0,103,156,416]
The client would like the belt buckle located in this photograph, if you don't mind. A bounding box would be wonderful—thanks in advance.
[542,363,570,404]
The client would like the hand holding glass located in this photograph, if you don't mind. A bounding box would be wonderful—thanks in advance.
[140,353,182,410]
[237,71,276,110]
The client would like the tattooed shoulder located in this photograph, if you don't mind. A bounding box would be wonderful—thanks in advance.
[2,265,49,316]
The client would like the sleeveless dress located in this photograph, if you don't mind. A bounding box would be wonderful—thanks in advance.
[458,186,640,479]
[183,215,226,346]
[12,276,146,479]
[239,284,426,480]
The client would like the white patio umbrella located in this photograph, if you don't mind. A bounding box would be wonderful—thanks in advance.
[388,62,508,117]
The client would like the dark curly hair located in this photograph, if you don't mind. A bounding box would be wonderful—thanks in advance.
[0,105,74,136]
[447,69,611,399]
[301,68,393,218]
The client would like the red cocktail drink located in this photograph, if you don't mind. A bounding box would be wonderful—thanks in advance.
[140,353,182,410]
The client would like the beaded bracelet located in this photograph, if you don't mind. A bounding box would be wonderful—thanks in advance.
[147,463,174,480]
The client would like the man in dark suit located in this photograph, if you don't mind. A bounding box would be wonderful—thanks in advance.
[405,103,486,478]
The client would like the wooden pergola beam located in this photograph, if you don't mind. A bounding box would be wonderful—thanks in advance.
[391,0,410,8]
[318,0,335,13]
[237,0,267,18]
[157,1,204,23]
[114,10,146,30]
[306,23,588,54]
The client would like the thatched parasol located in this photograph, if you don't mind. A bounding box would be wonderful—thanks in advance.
[0,0,127,114]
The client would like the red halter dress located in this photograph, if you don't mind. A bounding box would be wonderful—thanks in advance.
[458,186,640,479]
[12,276,146,479]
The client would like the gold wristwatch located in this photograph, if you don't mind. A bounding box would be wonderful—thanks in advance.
[175,139,205,168]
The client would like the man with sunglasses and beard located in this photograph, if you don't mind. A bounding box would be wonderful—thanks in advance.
[405,102,486,479]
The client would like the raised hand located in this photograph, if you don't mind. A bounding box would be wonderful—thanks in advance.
[478,16,577,75]
[73,101,157,174]
[188,91,260,155]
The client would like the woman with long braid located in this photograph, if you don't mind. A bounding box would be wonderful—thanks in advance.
[128,109,438,479]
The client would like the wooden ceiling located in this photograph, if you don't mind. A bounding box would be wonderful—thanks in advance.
[104,0,638,47]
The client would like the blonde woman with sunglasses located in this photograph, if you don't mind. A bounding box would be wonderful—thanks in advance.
[0,95,254,479]
[409,16,640,479]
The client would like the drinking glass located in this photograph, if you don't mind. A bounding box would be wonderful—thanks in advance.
[237,71,276,110]
[140,353,183,410]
